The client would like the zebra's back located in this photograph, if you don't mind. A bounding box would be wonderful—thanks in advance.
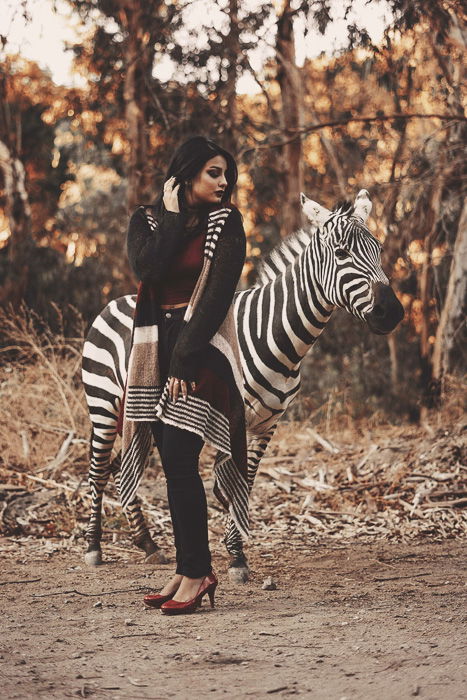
[82,295,136,425]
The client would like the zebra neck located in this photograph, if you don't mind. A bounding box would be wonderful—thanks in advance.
[273,243,334,371]
[301,240,335,322]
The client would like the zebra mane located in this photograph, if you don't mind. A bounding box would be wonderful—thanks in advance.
[337,200,381,247]
[334,200,354,216]
[255,200,356,286]
[255,227,313,285]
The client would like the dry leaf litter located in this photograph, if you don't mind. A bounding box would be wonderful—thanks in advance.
[1,307,465,557]
[1,415,465,558]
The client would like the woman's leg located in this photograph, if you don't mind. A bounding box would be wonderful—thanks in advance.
[150,420,183,596]
[151,306,211,600]
[151,310,184,579]
[160,423,211,579]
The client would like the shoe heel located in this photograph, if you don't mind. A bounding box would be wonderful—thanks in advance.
[208,584,216,608]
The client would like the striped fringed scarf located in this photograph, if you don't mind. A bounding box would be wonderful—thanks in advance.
[120,206,249,540]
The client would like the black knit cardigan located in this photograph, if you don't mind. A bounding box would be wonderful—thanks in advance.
[121,203,250,537]
[126,204,246,382]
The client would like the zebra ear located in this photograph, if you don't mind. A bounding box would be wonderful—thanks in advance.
[353,189,372,223]
[300,193,332,228]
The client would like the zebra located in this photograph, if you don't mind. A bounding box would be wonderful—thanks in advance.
[82,189,404,580]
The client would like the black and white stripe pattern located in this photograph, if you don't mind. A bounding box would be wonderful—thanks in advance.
[125,388,162,420]
[82,295,154,546]
[204,207,231,260]
[82,195,390,558]
[143,208,159,232]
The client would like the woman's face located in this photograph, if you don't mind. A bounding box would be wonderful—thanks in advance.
[186,155,228,207]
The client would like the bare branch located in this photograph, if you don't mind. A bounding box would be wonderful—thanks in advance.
[238,113,466,159]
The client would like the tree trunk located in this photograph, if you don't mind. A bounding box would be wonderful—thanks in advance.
[120,2,155,211]
[218,0,239,158]
[276,0,304,237]
[418,14,466,403]
[387,333,399,388]
[432,199,467,383]
[418,160,445,406]
[0,139,32,306]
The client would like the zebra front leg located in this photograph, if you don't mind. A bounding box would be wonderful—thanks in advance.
[85,427,116,566]
[111,453,167,564]
[125,498,167,564]
[226,428,276,583]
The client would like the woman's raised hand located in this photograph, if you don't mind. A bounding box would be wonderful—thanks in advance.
[163,176,181,213]
[168,377,197,403]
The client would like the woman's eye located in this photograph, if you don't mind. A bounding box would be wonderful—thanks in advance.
[335,248,349,259]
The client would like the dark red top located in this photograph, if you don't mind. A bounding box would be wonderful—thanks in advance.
[159,228,207,305]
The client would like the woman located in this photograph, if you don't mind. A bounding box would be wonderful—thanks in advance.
[121,136,248,615]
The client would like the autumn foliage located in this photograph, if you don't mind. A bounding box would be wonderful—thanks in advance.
[0,0,465,416]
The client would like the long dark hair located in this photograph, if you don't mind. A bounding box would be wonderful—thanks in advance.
[153,136,238,217]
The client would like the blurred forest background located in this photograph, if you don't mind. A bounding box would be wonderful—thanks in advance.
[0,0,465,430]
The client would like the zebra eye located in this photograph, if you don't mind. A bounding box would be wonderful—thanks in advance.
[335,248,349,259]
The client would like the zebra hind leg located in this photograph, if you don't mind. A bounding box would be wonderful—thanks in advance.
[225,518,249,583]
[226,428,276,583]
[111,452,167,564]
[84,427,116,566]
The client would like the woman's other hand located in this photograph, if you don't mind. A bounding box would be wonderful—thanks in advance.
[163,176,181,213]
[168,377,197,402]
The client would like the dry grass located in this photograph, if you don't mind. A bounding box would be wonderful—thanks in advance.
[0,305,465,546]
[0,304,89,477]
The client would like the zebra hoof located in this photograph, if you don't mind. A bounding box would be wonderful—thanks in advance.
[144,550,168,565]
[84,549,103,566]
[228,556,249,584]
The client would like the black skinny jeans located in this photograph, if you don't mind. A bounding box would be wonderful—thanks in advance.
[151,306,212,579]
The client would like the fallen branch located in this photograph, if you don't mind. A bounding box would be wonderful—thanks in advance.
[429,490,467,499]
[31,586,150,598]
[307,428,340,454]
[39,430,75,475]
[111,633,163,640]
[411,472,459,482]
[104,544,135,553]
[373,572,431,582]
[307,509,357,517]
[0,577,41,585]
[261,456,296,463]
[127,678,148,687]
[398,498,424,517]
[356,444,379,471]
[340,481,386,492]
[423,498,467,508]
[375,657,426,673]
[20,430,30,461]
[6,469,121,508]
[102,527,132,535]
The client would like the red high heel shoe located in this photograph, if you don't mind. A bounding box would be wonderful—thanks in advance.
[160,572,218,615]
[143,591,176,609]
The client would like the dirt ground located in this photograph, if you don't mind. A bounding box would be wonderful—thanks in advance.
[1,537,466,700]
[1,408,465,699]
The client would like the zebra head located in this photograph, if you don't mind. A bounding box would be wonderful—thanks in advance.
[300,189,404,335]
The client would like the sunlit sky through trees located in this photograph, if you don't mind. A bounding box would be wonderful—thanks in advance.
[4,0,392,93]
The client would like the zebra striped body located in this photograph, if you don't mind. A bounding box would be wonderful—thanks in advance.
[82,191,404,573]
[82,295,159,564]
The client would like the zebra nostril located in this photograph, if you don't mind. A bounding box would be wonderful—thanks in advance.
[373,304,385,318]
